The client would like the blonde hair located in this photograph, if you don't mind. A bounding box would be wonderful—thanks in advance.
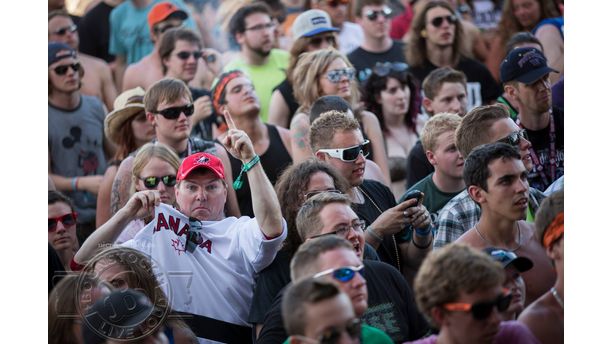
[309,110,360,152]
[421,112,462,152]
[130,142,181,196]
[292,49,359,114]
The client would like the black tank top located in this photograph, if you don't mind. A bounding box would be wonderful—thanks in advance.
[228,124,293,217]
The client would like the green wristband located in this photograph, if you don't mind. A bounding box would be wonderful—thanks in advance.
[233,155,260,190]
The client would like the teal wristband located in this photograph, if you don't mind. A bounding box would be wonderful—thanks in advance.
[233,155,260,190]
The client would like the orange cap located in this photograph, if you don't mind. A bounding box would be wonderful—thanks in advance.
[148,2,188,31]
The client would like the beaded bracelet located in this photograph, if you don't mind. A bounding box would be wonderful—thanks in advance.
[233,155,261,190]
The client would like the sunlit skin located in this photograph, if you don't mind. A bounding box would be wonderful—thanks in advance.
[239,12,275,58]
[175,170,228,221]
[317,130,367,187]
[424,82,468,116]
[428,130,464,180]
[315,248,368,316]
[488,118,534,171]
[147,96,193,144]
[316,203,365,259]
[135,157,178,205]
[319,58,352,99]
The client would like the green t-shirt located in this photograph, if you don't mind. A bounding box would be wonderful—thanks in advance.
[223,49,289,122]
[283,324,394,344]
[402,173,462,224]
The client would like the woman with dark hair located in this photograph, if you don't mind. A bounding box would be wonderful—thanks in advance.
[96,88,155,227]
[362,63,426,198]
[485,0,560,81]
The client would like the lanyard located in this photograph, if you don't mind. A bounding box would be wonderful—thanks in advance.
[517,112,557,186]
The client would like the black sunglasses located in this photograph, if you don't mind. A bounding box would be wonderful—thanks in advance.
[444,292,512,320]
[52,24,78,36]
[48,212,77,232]
[430,15,458,28]
[176,51,203,60]
[372,62,409,77]
[309,35,336,47]
[365,7,392,21]
[497,129,529,147]
[53,63,81,76]
[139,175,177,189]
[154,104,194,119]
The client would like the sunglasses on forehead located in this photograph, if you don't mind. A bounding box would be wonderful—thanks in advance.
[139,175,177,189]
[372,62,409,77]
[365,7,392,21]
[52,24,77,36]
[430,15,458,28]
[325,67,356,83]
[49,212,77,232]
[444,291,512,320]
[154,23,184,34]
[53,63,81,76]
[154,103,194,120]
[176,51,203,60]
[497,129,528,147]
[313,265,365,283]
[317,140,370,162]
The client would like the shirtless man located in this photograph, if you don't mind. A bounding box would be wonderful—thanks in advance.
[49,10,117,111]
[455,142,555,306]
[121,2,187,91]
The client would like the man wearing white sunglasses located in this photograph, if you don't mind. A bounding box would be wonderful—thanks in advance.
[311,111,433,286]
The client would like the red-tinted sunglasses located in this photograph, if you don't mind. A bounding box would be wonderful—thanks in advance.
[48,212,77,232]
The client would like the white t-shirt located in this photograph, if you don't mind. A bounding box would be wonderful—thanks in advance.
[123,204,287,343]
[338,21,364,54]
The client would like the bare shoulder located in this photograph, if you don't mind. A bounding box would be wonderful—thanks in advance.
[518,297,555,327]
[290,112,309,129]
[455,228,482,247]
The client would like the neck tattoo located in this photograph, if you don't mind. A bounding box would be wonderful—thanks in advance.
[475,222,522,252]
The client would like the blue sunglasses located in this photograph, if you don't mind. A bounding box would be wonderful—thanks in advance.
[313,265,365,282]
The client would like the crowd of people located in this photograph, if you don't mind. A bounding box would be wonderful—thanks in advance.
[48,0,564,343]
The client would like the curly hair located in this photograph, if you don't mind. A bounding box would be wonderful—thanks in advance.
[414,244,504,327]
[361,69,421,133]
[309,110,361,152]
[275,159,351,256]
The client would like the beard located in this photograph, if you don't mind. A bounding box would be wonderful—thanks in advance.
[251,46,272,58]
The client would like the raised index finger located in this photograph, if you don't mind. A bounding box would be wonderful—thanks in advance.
[223,109,237,130]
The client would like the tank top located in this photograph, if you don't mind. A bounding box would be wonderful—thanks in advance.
[228,124,293,217]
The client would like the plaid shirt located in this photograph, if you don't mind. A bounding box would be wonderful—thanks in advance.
[433,188,546,249]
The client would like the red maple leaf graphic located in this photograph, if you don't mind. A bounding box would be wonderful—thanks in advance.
[171,238,186,255]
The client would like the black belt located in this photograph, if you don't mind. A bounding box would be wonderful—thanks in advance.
[173,311,252,343]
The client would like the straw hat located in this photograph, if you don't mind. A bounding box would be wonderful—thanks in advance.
[104,87,146,144]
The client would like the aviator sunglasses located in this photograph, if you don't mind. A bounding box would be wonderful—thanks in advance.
[49,212,77,232]
[317,140,370,162]
[53,63,81,76]
[365,7,392,21]
[154,103,194,119]
[444,290,512,320]
[325,67,356,83]
[497,129,529,147]
[313,265,365,283]
[139,175,177,189]
[430,15,458,28]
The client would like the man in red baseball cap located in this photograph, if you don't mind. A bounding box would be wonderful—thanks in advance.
[75,109,287,343]
[122,1,189,91]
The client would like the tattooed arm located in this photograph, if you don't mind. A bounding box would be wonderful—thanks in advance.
[289,112,313,164]
[110,157,134,216]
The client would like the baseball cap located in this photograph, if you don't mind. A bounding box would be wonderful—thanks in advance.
[483,247,533,273]
[500,47,559,85]
[104,87,146,145]
[148,2,188,30]
[292,9,339,39]
[82,289,164,344]
[48,42,77,66]
[177,152,225,181]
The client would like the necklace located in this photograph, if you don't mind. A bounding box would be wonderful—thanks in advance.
[475,222,522,252]
[550,287,564,309]
[356,186,401,270]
